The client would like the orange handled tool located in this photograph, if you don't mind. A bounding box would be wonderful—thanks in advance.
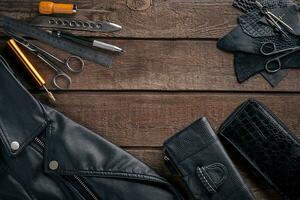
[6,39,56,102]
[39,1,102,15]
[39,1,76,14]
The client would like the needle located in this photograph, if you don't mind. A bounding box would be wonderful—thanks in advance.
[267,12,295,34]
[255,1,292,38]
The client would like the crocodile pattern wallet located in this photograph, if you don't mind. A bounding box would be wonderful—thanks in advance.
[219,99,300,200]
[163,117,254,200]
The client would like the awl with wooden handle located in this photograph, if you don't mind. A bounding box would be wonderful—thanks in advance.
[39,1,107,15]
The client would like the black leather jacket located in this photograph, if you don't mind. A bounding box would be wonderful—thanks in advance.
[0,56,183,200]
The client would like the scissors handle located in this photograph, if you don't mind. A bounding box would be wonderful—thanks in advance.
[65,55,85,73]
[53,73,72,89]
[260,42,278,56]
[265,58,281,73]
[260,42,300,56]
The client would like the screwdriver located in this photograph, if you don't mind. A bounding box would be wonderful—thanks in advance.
[6,39,56,102]
[39,1,106,15]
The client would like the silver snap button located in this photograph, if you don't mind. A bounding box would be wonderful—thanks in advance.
[10,141,20,151]
[49,160,59,170]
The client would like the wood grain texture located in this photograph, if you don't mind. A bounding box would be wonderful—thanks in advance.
[1,0,300,199]
[1,0,300,39]
[35,92,300,147]
[3,39,300,92]
[0,0,238,38]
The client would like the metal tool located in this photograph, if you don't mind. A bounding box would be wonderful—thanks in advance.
[6,31,84,89]
[255,1,295,37]
[260,42,300,73]
[49,30,123,53]
[39,1,107,15]
[30,16,122,32]
[1,16,112,67]
[6,39,56,102]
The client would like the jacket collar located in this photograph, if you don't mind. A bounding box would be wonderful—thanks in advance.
[0,56,47,156]
[0,57,181,193]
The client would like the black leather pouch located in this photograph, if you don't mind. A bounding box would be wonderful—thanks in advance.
[163,117,254,200]
[219,99,300,200]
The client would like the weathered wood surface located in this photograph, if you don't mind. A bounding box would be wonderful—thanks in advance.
[36,93,300,147]
[2,40,300,91]
[1,0,300,199]
[1,0,300,38]
[0,0,239,38]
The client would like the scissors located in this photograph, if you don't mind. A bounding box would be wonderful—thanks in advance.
[260,42,300,73]
[5,31,85,89]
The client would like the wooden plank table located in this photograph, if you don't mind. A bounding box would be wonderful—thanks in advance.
[1,0,300,199]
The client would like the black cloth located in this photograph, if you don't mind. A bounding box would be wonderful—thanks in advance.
[0,55,183,200]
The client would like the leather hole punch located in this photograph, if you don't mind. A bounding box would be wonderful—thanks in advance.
[196,163,228,194]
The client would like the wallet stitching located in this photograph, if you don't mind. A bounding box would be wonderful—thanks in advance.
[197,167,216,193]
[206,163,227,186]
[203,168,217,188]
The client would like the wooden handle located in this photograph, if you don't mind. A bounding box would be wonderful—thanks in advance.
[39,1,75,15]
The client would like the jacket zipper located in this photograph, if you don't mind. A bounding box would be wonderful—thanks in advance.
[73,175,99,200]
[32,136,99,200]
[34,137,45,149]
[163,151,182,176]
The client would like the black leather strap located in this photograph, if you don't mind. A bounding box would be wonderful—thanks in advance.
[196,163,228,194]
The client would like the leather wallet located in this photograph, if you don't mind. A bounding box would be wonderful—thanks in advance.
[219,99,300,200]
[163,117,255,200]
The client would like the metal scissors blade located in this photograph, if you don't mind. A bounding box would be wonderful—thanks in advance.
[5,31,72,89]
[31,42,85,73]
[4,31,37,52]
[101,21,122,32]
[37,55,72,89]
[267,11,295,34]
[260,42,298,56]
[264,45,300,73]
